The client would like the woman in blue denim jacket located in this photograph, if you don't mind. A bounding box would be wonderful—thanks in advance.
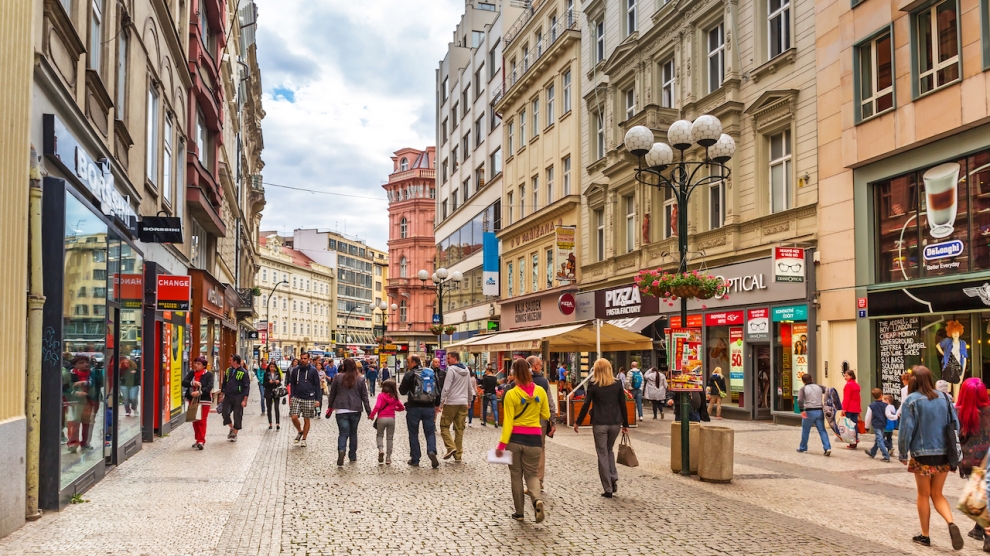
[898,366,964,550]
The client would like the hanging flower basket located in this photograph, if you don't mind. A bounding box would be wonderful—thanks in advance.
[429,324,444,335]
[443,325,457,335]
[634,267,729,304]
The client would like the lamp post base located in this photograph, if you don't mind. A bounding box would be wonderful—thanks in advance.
[680,392,691,476]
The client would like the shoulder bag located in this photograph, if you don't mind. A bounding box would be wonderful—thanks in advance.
[185,395,201,423]
[945,393,962,469]
[958,451,990,527]
[617,433,639,467]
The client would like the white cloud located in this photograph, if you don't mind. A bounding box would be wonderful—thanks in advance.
[254,0,461,248]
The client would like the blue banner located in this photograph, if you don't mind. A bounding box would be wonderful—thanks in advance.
[483,232,499,295]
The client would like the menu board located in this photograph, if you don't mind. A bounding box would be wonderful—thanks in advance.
[878,317,925,403]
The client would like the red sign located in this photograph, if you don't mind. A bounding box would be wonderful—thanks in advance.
[558,293,576,315]
[259,329,267,343]
[857,297,868,309]
[156,275,191,311]
[669,314,703,327]
[113,274,144,307]
[747,308,770,320]
[705,310,745,326]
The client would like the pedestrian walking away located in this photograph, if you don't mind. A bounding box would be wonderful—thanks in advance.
[254,360,266,415]
[707,366,727,420]
[796,373,831,456]
[439,351,473,462]
[643,367,667,419]
[182,356,214,450]
[616,366,627,390]
[841,369,861,449]
[467,370,479,427]
[121,357,140,417]
[219,355,251,442]
[574,358,630,498]
[496,358,550,523]
[366,364,379,397]
[288,352,321,447]
[898,366,964,550]
[398,354,441,468]
[864,388,890,462]
[369,379,405,464]
[263,361,284,430]
[954,377,990,545]
[628,362,644,421]
[481,366,500,427]
[527,355,557,492]
[327,358,373,466]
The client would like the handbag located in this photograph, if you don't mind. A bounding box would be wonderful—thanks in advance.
[185,396,201,423]
[617,433,639,467]
[945,393,962,469]
[958,452,990,527]
[944,356,963,384]
[274,386,288,398]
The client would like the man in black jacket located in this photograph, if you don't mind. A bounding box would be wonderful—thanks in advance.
[399,355,441,468]
[288,352,321,447]
[221,355,251,442]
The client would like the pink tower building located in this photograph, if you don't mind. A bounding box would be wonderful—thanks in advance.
[384,147,437,354]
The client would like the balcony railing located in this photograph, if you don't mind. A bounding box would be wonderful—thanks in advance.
[507,12,579,89]
[388,168,435,183]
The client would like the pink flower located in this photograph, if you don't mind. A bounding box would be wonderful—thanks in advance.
[701,304,707,309]
[723,295,730,300]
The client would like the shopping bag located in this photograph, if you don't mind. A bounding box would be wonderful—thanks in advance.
[834,416,858,444]
[617,433,639,467]
[958,454,990,527]
[185,397,201,422]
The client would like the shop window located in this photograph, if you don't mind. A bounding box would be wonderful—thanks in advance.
[772,307,809,414]
[876,314,976,399]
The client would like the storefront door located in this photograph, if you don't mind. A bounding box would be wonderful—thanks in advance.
[753,345,772,420]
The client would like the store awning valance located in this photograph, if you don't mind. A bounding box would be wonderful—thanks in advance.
[450,321,653,352]
[607,315,662,333]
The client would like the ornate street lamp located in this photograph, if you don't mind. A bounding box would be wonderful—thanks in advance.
[417,267,463,350]
[375,301,398,347]
[624,116,735,477]
[265,280,289,359]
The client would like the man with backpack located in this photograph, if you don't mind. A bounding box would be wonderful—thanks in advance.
[629,362,645,421]
[399,354,441,468]
[439,352,473,462]
[220,355,252,442]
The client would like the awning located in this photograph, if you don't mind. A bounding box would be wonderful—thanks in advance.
[607,315,662,333]
[453,321,653,352]
[444,335,494,349]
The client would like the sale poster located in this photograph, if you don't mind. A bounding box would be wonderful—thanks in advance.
[791,322,808,391]
[729,327,744,393]
[162,324,172,417]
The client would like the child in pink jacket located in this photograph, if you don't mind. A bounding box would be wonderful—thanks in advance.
[369,379,405,464]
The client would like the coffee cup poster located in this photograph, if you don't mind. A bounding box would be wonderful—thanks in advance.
[921,162,964,273]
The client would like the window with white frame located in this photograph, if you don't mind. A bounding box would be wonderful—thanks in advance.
[518,258,525,294]
[624,195,635,253]
[163,115,172,205]
[442,76,449,101]
[520,109,527,146]
[595,208,605,261]
[489,41,500,80]
[507,191,514,223]
[146,87,159,184]
[400,300,407,322]
[491,147,502,177]
[768,0,791,59]
[624,87,635,120]
[90,0,104,71]
[451,188,459,210]
[626,0,637,36]
[550,12,558,42]
[464,177,471,200]
[400,217,408,238]
[532,253,539,292]
[769,129,792,213]
[545,248,554,288]
[595,111,605,159]
[531,175,539,211]
[400,158,408,171]
[709,167,725,230]
[531,99,539,138]
[519,185,526,217]
[262,269,267,281]
[859,31,894,120]
[915,0,959,95]
[507,120,514,153]
[546,165,554,205]
[595,19,605,63]
[462,132,470,155]
[535,28,543,57]
[399,257,407,277]
[563,70,572,112]
[507,261,514,296]
[661,58,676,108]
[523,45,530,71]
[708,23,725,93]
[546,84,555,125]
[196,108,208,166]
[562,156,571,195]
[663,187,676,239]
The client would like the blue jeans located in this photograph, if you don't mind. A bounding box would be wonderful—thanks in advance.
[368,380,376,397]
[632,388,643,418]
[405,406,437,464]
[259,383,266,412]
[799,409,831,452]
[482,394,499,424]
[335,413,361,459]
[468,402,474,424]
[867,427,890,459]
[123,385,140,413]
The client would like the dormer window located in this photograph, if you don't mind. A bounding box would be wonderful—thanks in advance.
[400,158,408,171]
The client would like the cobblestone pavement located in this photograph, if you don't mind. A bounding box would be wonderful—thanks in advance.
[0,397,984,555]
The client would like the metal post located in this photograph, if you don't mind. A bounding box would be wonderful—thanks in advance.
[677,172,691,477]
[437,285,444,350]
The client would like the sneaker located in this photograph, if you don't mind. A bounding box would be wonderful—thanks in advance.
[661,413,665,420]
[534,500,545,523]
[230,434,237,442]
[227,428,235,440]
[443,448,456,460]
[197,443,204,451]
[881,457,891,462]
[846,444,858,450]
[379,451,385,464]
[294,433,302,444]
[968,524,985,541]
[428,453,440,469]
[867,451,876,459]
[385,458,392,465]
[300,439,306,447]
[337,450,345,466]
[913,535,931,547]
[601,492,612,498]
[949,523,964,550]
[796,449,807,453]
[276,425,280,431]
[824,449,831,456]
[268,425,272,430]
[192,443,199,449]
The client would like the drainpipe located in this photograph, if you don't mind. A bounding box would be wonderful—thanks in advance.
[25,144,45,520]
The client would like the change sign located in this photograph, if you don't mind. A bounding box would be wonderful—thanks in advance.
[156,275,191,311]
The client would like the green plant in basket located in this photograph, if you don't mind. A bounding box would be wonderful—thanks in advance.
[633,267,729,306]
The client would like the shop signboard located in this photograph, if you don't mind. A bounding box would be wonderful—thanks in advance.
[575,292,595,320]
[558,293,576,315]
[654,258,807,312]
[482,232,499,295]
[868,277,990,316]
[113,273,144,308]
[772,305,808,322]
[774,247,806,282]
[791,322,809,388]
[877,317,925,403]
[554,226,576,286]
[746,308,770,341]
[259,329,267,343]
[138,216,183,243]
[669,314,703,328]
[595,284,659,318]
[729,327,744,393]
[156,275,191,311]
[487,320,499,331]
[705,310,744,326]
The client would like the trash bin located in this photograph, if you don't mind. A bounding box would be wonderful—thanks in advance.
[698,426,734,483]
[670,421,700,474]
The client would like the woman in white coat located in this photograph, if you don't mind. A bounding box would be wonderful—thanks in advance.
[643,367,668,419]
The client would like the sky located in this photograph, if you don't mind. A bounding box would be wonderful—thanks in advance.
[254,0,463,251]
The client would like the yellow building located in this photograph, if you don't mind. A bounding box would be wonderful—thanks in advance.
[494,0,583,331]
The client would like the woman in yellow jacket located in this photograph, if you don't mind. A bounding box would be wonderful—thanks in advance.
[495,358,550,523]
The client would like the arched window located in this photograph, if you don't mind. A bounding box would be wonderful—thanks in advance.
[400,158,409,171]
[399,257,408,278]
[400,217,408,239]
[400,300,408,322]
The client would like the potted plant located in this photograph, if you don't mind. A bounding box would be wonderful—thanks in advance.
[429,324,444,335]
[443,325,457,335]
[634,268,729,305]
